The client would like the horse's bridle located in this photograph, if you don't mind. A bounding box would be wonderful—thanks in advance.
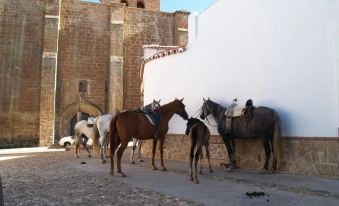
[199,102,218,127]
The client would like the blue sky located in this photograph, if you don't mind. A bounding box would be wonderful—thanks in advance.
[86,0,215,13]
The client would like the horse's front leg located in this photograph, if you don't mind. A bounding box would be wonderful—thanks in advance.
[223,137,235,172]
[159,137,167,171]
[151,138,158,170]
[205,144,213,173]
[74,136,80,158]
[262,138,272,174]
[100,145,106,163]
[189,144,195,181]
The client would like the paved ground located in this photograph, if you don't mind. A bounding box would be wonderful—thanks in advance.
[0,147,338,206]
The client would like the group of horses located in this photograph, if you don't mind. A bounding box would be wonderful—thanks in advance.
[73,98,281,183]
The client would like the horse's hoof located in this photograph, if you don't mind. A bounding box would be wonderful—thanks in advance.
[153,166,158,170]
[190,177,194,181]
[109,171,114,176]
[101,159,106,164]
[161,167,167,171]
[131,161,136,164]
[199,170,203,174]
[88,155,91,158]
[209,169,214,173]
[195,180,200,184]
[139,159,144,162]
[118,172,126,177]
[75,155,79,158]
[227,167,234,172]
[260,168,270,174]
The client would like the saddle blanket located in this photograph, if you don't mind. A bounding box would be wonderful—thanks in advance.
[225,106,244,117]
[232,107,244,117]
[135,110,161,126]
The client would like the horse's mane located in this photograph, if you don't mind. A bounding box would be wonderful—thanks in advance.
[208,100,227,113]
[154,99,176,114]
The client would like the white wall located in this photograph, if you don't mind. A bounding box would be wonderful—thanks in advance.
[143,0,339,137]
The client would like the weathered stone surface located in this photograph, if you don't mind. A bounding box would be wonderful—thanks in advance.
[0,0,189,147]
[1,152,200,206]
[142,135,339,178]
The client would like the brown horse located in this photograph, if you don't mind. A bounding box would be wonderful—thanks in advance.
[109,98,189,177]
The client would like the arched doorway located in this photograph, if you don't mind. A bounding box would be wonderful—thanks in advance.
[60,101,102,138]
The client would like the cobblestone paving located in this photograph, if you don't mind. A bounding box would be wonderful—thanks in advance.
[0,152,201,206]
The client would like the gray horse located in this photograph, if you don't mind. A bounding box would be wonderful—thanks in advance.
[200,98,281,173]
[185,117,213,184]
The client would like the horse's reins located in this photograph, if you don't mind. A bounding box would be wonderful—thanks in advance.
[200,103,218,127]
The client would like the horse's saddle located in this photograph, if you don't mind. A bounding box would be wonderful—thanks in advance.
[225,100,255,133]
[135,109,161,127]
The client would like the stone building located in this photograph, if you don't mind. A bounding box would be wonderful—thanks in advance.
[0,0,189,147]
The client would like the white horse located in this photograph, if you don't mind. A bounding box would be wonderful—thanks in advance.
[93,99,161,163]
[74,118,98,158]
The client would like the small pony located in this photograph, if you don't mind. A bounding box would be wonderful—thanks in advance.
[185,117,213,184]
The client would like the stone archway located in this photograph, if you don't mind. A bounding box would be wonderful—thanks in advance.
[60,101,102,138]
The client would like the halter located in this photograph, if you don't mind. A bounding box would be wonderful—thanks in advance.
[200,102,218,127]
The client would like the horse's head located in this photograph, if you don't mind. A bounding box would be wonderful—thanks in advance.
[200,97,212,120]
[152,99,161,110]
[174,98,189,120]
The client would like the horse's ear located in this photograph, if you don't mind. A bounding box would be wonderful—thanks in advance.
[179,98,184,102]
[208,97,210,100]
[158,99,161,103]
[153,99,155,103]
[203,97,206,101]
[175,98,178,100]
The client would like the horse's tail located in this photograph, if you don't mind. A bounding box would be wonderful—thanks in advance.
[272,111,282,171]
[109,111,120,175]
[92,119,100,157]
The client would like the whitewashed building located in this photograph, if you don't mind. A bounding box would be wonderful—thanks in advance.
[141,0,339,177]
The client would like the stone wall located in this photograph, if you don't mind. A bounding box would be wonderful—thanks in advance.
[0,0,45,144]
[123,9,189,109]
[142,135,339,178]
[57,0,110,138]
[0,0,188,147]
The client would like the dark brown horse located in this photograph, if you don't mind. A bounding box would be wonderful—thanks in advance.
[200,98,281,173]
[185,117,213,183]
[109,98,189,176]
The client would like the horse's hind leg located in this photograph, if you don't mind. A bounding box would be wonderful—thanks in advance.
[194,147,202,184]
[117,140,128,177]
[189,143,195,181]
[138,140,144,162]
[130,138,137,164]
[199,152,203,174]
[205,144,213,173]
